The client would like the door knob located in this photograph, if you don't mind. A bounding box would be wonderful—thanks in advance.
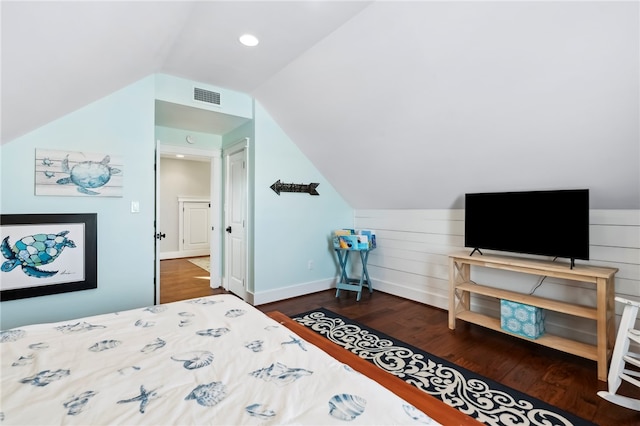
[226,226,232,233]
[155,232,166,240]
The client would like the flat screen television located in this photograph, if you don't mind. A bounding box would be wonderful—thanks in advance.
[464,189,589,268]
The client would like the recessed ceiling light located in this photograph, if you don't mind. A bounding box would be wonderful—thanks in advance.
[176,154,185,158]
[239,34,259,47]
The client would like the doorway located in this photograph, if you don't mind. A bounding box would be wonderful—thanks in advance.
[155,144,221,304]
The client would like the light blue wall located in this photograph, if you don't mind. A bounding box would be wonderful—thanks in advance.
[1,74,354,328]
[252,102,353,295]
[155,126,222,150]
[155,74,252,119]
[1,76,156,330]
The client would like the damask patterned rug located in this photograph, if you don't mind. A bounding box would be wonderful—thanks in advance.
[293,308,595,426]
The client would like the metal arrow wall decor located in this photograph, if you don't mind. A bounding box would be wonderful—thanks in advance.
[270,179,319,196]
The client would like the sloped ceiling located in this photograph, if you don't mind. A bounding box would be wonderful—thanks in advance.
[1,0,371,141]
[2,1,639,209]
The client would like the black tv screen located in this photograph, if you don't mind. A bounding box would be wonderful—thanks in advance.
[464,189,589,263]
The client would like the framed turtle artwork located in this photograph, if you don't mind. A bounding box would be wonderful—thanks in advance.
[0,213,97,301]
[34,149,123,197]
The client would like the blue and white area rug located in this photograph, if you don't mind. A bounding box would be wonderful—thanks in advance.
[293,308,595,426]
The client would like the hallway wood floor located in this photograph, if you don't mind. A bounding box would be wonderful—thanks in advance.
[159,257,220,304]
[160,258,639,425]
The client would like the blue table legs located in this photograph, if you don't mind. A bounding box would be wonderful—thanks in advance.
[335,249,373,301]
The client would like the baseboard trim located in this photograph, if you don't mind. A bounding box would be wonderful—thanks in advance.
[250,277,447,307]
[160,250,209,260]
[372,278,450,309]
[252,278,336,306]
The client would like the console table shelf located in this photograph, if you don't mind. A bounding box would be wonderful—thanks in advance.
[448,252,618,381]
[455,311,598,361]
[455,283,598,320]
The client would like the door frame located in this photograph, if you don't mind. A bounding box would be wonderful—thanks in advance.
[155,143,222,304]
[222,138,250,299]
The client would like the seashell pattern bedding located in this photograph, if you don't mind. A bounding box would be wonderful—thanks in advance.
[0,294,440,425]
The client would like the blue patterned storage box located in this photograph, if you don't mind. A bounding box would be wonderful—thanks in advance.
[500,300,545,339]
[333,235,360,250]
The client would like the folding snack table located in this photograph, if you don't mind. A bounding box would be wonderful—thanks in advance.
[334,247,374,301]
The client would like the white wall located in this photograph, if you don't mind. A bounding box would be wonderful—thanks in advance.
[159,157,211,258]
[155,126,222,150]
[255,1,639,210]
[354,209,640,346]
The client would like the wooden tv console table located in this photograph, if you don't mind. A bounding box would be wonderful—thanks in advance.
[448,252,618,381]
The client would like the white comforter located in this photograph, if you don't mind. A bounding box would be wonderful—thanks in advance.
[1,294,438,425]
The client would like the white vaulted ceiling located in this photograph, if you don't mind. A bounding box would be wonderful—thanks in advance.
[2,1,638,209]
[1,1,370,143]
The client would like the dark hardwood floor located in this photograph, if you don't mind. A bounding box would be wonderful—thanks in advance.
[160,258,640,425]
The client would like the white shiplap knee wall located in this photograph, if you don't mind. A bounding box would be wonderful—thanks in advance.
[354,209,640,348]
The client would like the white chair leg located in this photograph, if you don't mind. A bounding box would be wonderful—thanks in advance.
[609,299,638,393]
[597,392,640,411]
[597,297,640,411]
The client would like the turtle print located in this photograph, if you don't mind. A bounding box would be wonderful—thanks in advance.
[1,231,76,278]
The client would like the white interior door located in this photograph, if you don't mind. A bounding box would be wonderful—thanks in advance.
[210,156,222,287]
[182,202,210,252]
[154,140,162,304]
[225,147,247,299]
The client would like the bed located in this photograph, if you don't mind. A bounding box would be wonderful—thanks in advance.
[1,294,477,425]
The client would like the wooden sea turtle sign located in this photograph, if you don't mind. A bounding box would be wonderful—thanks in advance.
[35,149,123,197]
